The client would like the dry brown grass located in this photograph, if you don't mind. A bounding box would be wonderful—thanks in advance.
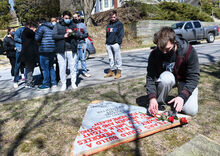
[87,25,144,55]
[0,63,219,156]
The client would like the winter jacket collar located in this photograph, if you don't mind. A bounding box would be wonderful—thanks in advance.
[42,22,54,29]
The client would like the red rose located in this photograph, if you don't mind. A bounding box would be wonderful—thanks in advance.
[168,116,174,123]
[180,117,187,124]
[74,28,77,31]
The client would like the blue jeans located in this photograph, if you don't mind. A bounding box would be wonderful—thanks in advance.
[76,43,87,75]
[14,51,25,82]
[40,53,57,87]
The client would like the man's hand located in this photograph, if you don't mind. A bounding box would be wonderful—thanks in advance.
[64,33,69,38]
[168,96,184,112]
[148,98,158,115]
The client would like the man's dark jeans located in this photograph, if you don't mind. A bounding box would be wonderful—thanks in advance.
[40,53,57,87]
[14,51,25,82]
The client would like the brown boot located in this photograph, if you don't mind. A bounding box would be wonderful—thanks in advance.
[114,70,121,79]
[104,70,115,78]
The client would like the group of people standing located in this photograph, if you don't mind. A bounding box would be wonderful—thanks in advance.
[2,9,200,117]
[1,11,100,91]
[2,10,124,91]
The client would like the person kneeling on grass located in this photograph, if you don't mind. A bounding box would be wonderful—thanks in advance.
[146,27,200,116]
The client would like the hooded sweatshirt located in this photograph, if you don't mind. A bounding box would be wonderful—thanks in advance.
[73,19,88,44]
[146,36,200,103]
[106,19,124,45]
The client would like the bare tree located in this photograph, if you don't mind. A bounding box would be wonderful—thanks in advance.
[79,0,96,25]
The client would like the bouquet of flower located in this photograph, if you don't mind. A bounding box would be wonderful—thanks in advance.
[153,111,188,124]
[66,28,76,36]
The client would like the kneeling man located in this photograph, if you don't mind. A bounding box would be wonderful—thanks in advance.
[146,27,200,116]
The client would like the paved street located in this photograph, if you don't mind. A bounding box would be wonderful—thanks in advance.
[0,40,220,103]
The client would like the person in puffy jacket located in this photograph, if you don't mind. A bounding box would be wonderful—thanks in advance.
[35,18,57,89]
[3,27,16,80]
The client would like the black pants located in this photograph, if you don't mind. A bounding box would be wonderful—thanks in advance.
[8,57,16,76]
[25,62,35,86]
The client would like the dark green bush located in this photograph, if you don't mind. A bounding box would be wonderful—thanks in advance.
[0,0,11,29]
[201,2,213,15]
[214,8,220,19]
[130,2,214,22]
[158,2,213,22]
[14,0,60,24]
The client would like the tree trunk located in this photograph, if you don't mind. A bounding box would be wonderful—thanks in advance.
[80,0,96,26]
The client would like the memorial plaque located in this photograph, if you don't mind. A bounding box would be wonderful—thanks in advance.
[71,101,191,156]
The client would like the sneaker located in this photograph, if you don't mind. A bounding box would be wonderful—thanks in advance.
[51,85,58,92]
[25,84,35,88]
[13,82,18,89]
[11,76,14,82]
[84,73,91,78]
[60,84,67,91]
[71,83,78,89]
[38,85,50,90]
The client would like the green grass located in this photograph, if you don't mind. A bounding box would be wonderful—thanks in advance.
[0,63,219,155]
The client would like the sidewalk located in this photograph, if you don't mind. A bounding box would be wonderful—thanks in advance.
[0,49,149,103]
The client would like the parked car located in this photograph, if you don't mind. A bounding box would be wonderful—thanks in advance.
[85,36,96,59]
[171,20,219,43]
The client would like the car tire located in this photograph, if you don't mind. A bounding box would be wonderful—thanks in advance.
[85,50,90,60]
[206,33,215,43]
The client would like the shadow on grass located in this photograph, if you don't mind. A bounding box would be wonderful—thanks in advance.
[4,92,74,156]
[100,82,141,156]
[200,62,220,79]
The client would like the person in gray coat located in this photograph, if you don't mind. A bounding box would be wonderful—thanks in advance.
[146,27,200,116]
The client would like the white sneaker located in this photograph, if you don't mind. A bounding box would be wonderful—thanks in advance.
[60,84,66,91]
[71,83,78,89]
[84,73,91,78]
[14,82,18,88]
[51,85,58,92]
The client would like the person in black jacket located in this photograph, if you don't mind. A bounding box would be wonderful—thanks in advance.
[3,27,16,80]
[21,22,39,88]
[53,11,79,91]
[0,39,3,55]
[146,27,200,116]
[105,10,124,79]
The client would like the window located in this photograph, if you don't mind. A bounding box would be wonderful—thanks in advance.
[112,0,114,7]
[104,0,109,8]
[193,22,201,28]
[184,22,193,29]
[171,22,184,29]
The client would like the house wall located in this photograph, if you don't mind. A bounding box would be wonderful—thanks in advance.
[96,0,115,13]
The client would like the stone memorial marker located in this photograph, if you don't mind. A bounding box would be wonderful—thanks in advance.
[71,101,191,156]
